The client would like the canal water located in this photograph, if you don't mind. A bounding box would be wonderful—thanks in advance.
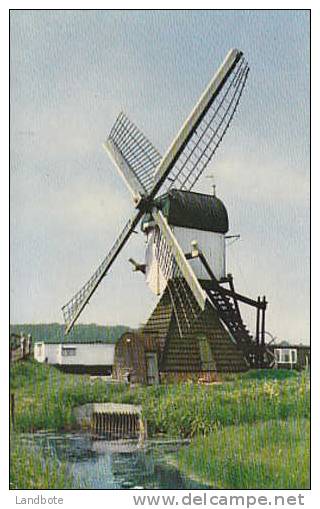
[23,432,211,489]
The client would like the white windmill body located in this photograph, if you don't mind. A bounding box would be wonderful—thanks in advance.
[142,190,228,295]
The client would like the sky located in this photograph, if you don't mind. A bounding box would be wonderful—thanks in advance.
[10,10,310,343]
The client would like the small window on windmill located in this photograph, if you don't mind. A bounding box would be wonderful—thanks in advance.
[198,335,215,370]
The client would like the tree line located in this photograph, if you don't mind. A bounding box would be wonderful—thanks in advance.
[10,323,131,343]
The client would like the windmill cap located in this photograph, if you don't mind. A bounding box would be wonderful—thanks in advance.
[142,189,229,234]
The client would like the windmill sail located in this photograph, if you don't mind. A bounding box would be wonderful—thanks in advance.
[62,210,143,334]
[152,49,248,195]
[105,112,162,196]
[162,58,249,192]
[62,48,249,334]
[104,138,148,200]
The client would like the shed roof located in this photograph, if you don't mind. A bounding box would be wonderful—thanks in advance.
[117,331,162,351]
[35,340,115,345]
[270,344,310,350]
[142,189,229,234]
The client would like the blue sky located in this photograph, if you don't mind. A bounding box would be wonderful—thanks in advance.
[10,10,310,343]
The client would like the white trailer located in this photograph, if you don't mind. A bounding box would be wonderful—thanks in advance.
[34,341,115,375]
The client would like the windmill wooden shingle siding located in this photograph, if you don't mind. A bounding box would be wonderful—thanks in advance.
[114,285,248,383]
[144,288,247,378]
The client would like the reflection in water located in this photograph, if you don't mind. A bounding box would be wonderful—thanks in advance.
[23,433,211,489]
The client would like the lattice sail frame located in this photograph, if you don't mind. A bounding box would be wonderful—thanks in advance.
[106,113,162,195]
[62,211,142,333]
[158,56,249,194]
[62,49,249,334]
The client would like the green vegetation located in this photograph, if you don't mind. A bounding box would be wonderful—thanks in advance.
[10,323,130,343]
[10,361,310,489]
[141,373,309,438]
[176,418,310,489]
[10,433,74,489]
[10,360,128,432]
[11,362,309,437]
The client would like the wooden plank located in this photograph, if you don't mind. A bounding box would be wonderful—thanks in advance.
[215,286,266,309]
[103,139,146,201]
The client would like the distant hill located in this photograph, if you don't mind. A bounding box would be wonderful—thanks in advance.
[9,323,131,343]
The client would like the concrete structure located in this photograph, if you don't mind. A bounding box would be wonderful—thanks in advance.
[73,402,145,440]
[34,341,115,375]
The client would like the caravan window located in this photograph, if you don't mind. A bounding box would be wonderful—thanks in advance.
[61,347,77,357]
[291,349,297,364]
[274,348,297,364]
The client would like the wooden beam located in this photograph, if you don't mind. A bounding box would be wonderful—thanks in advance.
[256,297,261,346]
[261,296,266,346]
[218,287,267,310]
[103,139,146,202]
[228,275,241,318]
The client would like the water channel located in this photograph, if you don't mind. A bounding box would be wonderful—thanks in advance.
[23,432,211,489]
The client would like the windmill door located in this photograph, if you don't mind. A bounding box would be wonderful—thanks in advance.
[145,353,159,385]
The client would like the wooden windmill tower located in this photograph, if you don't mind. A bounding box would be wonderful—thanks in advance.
[62,49,274,381]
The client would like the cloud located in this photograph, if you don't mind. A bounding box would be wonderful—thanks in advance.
[222,155,308,205]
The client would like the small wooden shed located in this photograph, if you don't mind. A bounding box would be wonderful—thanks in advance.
[113,332,162,384]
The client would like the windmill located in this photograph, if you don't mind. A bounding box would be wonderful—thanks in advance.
[62,49,274,376]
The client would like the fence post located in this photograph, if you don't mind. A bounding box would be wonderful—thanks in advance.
[11,393,15,429]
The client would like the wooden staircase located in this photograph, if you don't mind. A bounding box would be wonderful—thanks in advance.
[205,284,274,368]
[206,287,253,347]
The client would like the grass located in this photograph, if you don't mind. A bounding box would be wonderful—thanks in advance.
[138,370,309,438]
[10,360,310,489]
[10,360,129,432]
[11,362,309,436]
[11,361,309,437]
[10,433,74,489]
[176,418,310,489]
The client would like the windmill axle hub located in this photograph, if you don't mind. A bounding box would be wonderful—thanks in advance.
[136,195,155,214]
